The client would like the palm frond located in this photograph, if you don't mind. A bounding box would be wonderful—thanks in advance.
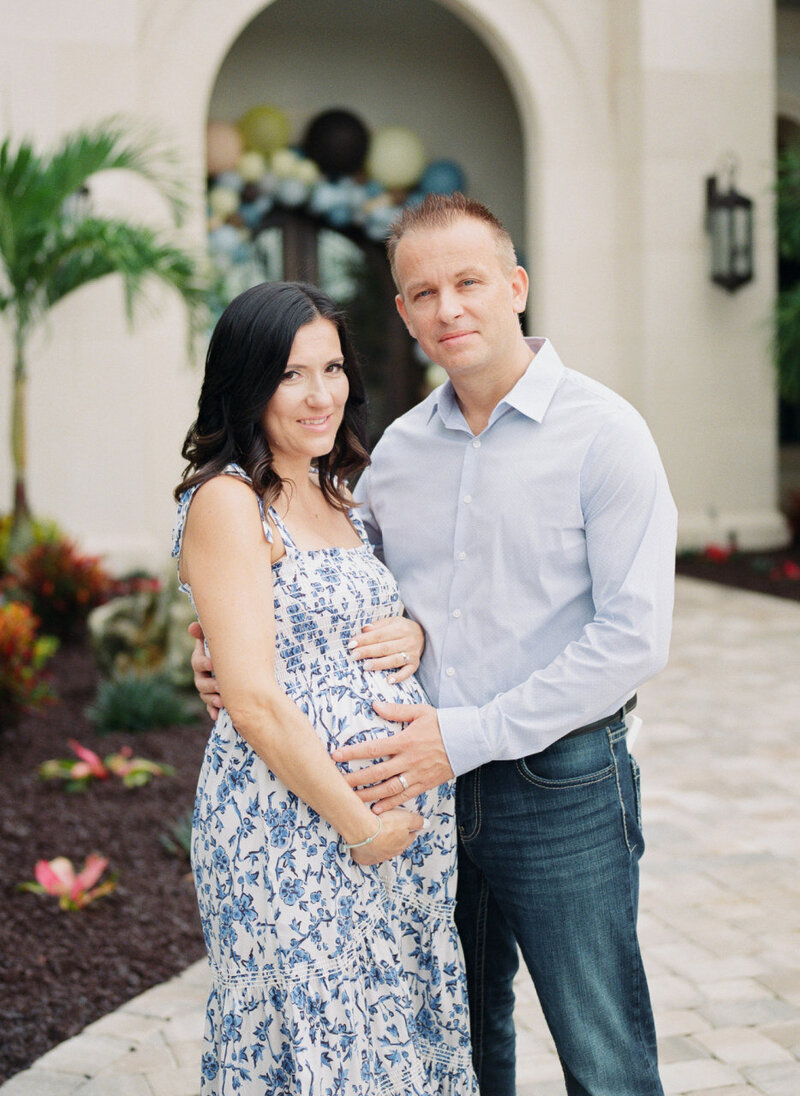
[0,119,208,524]
[0,118,192,304]
[42,118,191,225]
[39,216,207,328]
[0,138,44,295]
[0,121,206,333]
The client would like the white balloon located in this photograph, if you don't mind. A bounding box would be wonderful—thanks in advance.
[367,127,426,189]
[238,150,267,183]
[208,186,240,220]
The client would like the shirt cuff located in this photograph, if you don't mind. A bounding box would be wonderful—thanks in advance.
[437,704,487,777]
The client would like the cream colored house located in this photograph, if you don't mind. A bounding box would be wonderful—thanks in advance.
[0,0,795,570]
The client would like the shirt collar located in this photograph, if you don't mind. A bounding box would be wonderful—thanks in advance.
[427,337,565,430]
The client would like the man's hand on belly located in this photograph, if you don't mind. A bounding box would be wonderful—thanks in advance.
[331,702,454,810]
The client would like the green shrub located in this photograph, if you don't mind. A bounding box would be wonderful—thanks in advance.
[87,578,196,687]
[86,672,198,734]
[0,600,58,720]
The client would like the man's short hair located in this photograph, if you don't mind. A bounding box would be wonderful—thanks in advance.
[386,192,518,289]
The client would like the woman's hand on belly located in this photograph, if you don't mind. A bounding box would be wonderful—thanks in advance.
[349,806,427,866]
[348,616,425,682]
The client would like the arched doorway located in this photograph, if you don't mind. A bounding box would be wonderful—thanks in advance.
[203,0,526,443]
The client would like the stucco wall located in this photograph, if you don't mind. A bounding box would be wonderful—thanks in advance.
[628,0,782,548]
[0,0,788,571]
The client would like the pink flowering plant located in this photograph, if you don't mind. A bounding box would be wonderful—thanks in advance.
[105,745,176,787]
[38,738,175,792]
[19,853,117,911]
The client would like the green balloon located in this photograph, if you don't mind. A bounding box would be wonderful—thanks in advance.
[238,104,291,156]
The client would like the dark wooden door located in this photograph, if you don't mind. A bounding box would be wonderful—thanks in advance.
[252,209,421,446]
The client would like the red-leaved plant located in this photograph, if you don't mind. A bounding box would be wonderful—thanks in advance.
[9,537,112,638]
[38,738,175,791]
[19,853,117,911]
[0,599,58,721]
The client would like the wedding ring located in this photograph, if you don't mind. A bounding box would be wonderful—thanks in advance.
[399,651,410,665]
[398,773,410,791]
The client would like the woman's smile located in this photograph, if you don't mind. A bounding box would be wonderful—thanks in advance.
[261,316,349,469]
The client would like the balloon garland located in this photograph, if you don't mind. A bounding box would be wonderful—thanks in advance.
[205,105,466,315]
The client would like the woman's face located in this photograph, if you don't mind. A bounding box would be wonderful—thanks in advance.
[261,316,350,470]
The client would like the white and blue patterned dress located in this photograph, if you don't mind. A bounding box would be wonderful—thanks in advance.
[172,466,477,1096]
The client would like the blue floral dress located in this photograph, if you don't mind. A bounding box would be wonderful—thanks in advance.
[172,466,476,1096]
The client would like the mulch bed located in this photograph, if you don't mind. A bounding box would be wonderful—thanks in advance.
[0,642,208,1084]
[2,539,799,1085]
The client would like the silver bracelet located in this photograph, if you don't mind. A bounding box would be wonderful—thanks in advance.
[342,815,382,850]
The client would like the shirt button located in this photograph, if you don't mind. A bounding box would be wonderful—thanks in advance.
[472,439,481,449]
[457,551,467,561]
[452,609,462,619]
[446,667,456,677]
[463,494,472,504]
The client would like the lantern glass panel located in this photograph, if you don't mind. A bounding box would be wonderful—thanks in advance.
[732,205,751,278]
[711,206,730,280]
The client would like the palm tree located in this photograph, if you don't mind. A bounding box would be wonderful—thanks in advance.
[0,119,207,543]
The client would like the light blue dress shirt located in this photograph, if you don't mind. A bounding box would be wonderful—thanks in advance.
[353,337,677,778]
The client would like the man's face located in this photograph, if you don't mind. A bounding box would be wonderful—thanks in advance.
[393,217,528,382]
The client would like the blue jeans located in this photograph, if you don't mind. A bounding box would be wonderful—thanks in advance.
[454,718,663,1096]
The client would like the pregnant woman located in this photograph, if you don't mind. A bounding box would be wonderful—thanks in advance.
[172,281,476,1096]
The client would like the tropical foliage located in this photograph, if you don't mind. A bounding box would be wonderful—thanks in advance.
[0,513,62,573]
[0,119,207,542]
[19,853,117,911]
[86,670,198,734]
[775,147,800,402]
[0,599,58,719]
[7,535,112,638]
[160,808,194,861]
[38,738,175,792]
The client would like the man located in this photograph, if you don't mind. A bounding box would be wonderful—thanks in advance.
[194,193,676,1095]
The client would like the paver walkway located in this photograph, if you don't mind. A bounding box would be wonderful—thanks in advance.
[3,576,799,1096]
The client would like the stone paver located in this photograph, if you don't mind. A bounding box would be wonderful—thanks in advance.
[660,1058,745,1093]
[1,577,798,1094]
[0,1072,86,1095]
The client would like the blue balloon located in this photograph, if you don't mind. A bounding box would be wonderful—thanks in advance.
[337,178,366,206]
[207,224,244,257]
[239,195,273,229]
[214,170,244,192]
[276,177,310,208]
[365,205,402,241]
[419,159,465,196]
[308,181,343,215]
[231,239,254,265]
[326,204,353,228]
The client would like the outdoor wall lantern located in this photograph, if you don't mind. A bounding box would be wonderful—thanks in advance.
[705,155,754,292]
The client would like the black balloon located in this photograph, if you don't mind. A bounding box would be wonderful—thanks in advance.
[303,109,369,178]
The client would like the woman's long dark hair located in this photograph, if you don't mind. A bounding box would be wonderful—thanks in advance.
[176,282,369,511]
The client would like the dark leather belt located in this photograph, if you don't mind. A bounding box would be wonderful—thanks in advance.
[563,694,637,739]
